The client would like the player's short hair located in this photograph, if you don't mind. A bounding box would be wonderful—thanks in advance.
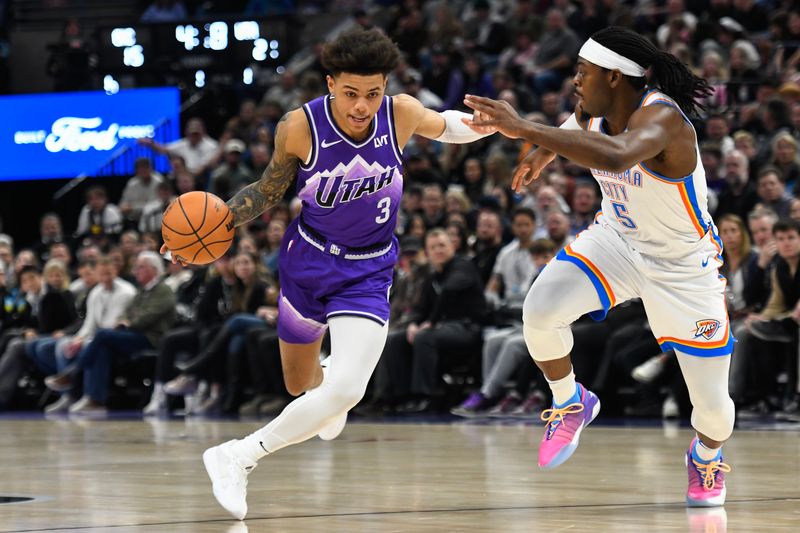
[321,28,401,77]
[773,219,800,236]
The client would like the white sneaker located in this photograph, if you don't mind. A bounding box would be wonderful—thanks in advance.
[632,355,666,383]
[142,389,168,416]
[662,395,680,419]
[202,440,256,520]
[68,395,108,416]
[44,395,75,414]
[318,412,348,440]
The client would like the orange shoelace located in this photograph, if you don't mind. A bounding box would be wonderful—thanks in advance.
[692,459,732,490]
[540,403,585,429]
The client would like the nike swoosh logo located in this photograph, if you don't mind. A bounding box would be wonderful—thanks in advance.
[701,258,709,267]
[259,441,269,453]
[321,139,343,148]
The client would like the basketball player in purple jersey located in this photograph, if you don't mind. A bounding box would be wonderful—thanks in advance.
[196,29,495,520]
[465,27,734,507]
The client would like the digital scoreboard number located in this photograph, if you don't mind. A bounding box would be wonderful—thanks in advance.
[98,18,291,87]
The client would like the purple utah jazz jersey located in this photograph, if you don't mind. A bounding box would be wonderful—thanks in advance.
[297,94,404,248]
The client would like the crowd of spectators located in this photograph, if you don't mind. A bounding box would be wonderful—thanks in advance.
[2,0,800,421]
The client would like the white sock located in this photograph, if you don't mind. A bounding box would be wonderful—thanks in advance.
[694,438,721,462]
[547,367,578,406]
[153,382,164,395]
[229,317,388,465]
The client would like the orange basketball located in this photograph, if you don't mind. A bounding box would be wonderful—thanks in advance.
[161,191,234,265]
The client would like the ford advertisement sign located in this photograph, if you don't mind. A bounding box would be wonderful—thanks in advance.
[0,87,180,180]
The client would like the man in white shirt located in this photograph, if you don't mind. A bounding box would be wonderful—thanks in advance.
[120,158,164,225]
[138,118,219,176]
[485,207,538,310]
[36,256,136,413]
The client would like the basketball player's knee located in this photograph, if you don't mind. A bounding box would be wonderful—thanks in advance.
[694,395,735,442]
[326,381,367,410]
[522,286,572,331]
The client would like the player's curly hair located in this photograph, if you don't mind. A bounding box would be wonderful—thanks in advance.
[321,28,401,77]
[591,27,713,118]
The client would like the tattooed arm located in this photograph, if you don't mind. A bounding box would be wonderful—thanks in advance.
[226,110,307,226]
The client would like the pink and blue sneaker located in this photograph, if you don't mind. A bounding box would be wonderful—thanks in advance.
[686,437,731,507]
[538,383,600,470]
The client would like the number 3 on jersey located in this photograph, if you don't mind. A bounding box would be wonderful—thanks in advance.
[611,201,637,229]
[375,197,391,224]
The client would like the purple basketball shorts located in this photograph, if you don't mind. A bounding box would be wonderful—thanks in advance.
[277,218,397,344]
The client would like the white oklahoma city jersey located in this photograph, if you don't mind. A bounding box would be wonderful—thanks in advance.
[586,89,720,260]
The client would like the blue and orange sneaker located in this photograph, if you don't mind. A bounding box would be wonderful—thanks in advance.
[538,384,600,470]
[686,438,731,507]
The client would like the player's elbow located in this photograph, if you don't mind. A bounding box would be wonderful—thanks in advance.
[603,150,636,173]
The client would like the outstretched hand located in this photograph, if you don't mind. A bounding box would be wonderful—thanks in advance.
[462,95,524,139]
[160,243,188,266]
[512,149,556,192]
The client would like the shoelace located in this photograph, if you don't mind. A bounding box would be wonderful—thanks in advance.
[540,403,584,437]
[692,458,731,491]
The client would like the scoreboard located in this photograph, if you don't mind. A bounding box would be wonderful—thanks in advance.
[97,17,297,86]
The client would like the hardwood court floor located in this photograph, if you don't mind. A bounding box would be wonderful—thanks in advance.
[0,416,798,532]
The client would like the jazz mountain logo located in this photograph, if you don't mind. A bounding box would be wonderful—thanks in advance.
[693,319,720,340]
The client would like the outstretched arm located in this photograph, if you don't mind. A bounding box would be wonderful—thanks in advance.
[464,94,681,173]
[391,93,496,148]
[227,112,302,227]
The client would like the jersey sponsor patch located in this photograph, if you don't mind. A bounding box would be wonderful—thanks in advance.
[693,319,720,340]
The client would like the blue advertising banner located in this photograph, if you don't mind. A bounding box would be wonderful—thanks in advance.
[0,87,180,181]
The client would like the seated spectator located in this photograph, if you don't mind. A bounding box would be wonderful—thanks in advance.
[570,181,599,235]
[756,166,793,219]
[31,213,66,264]
[770,132,800,192]
[0,261,76,408]
[471,209,504,286]
[209,139,253,200]
[44,251,176,415]
[378,229,487,413]
[0,265,39,347]
[452,239,556,417]
[485,207,538,314]
[48,243,74,278]
[262,219,285,276]
[420,184,446,229]
[162,251,271,414]
[139,181,176,234]
[74,185,123,247]
[740,220,800,412]
[744,208,779,312]
[715,150,759,220]
[543,210,574,251]
[30,256,135,413]
[120,158,164,227]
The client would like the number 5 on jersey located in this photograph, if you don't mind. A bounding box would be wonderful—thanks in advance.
[375,197,391,224]
[611,201,637,229]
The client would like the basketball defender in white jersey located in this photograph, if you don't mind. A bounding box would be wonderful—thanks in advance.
[465,26,734,507]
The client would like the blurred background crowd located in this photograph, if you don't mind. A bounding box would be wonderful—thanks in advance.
[1,0,799,422]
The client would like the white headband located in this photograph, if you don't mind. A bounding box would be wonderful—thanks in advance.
[578,38,647,77]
